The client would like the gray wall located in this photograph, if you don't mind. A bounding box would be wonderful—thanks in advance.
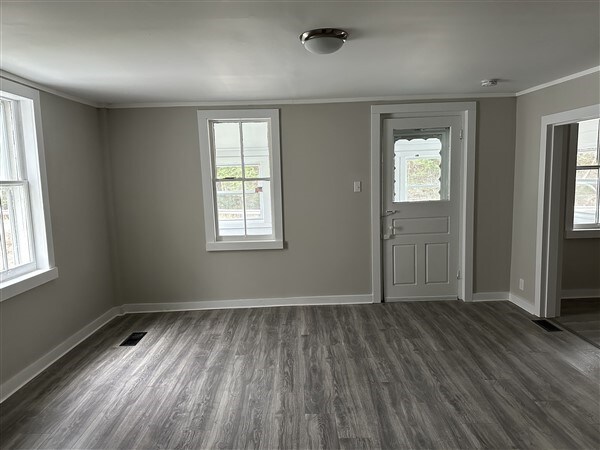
[0,92,115,383]
[473,98,517,293]
[510,72,600,305]
[107,98,516,304]
[562,239,600,291]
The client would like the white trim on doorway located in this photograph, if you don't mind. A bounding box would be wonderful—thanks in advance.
[370,102,476,303]
[535,104,600,317]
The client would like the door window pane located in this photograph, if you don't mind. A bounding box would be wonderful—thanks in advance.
[393,130,449,203]
[574,168,599,225]
[405,155,443,202]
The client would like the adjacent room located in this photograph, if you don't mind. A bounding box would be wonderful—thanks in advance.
[0,1,599,449]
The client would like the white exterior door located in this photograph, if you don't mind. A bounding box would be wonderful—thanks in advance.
[382,116,462,301]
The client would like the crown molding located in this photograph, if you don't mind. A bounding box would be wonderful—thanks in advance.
[107,92,515,109]
[0,70,102,108]
[516,66,600,97]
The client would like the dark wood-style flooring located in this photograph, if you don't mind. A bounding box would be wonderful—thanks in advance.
[1,301,599,449]
[555,298,600,348]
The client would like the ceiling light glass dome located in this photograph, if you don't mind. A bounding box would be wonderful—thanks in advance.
[299,28,348,55]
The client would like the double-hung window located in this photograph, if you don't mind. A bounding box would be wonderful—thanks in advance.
[197,109,283,251]
[565,117,600,238]
[0,79,56,300]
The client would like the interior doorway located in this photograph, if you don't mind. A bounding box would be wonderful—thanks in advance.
[535,104,600,317]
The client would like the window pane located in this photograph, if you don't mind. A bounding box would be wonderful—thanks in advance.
[577,119,599,166]
[393,132,448,203]
[1,184,34,270]
[212,122,241,178]
[216,165,243,179]
[215,181,245,236]
[0,99,22,181]
[573,168,599,225]
[245,180,272,236]
[242,122,270,178]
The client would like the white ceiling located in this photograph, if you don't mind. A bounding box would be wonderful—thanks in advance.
[1,0,598,105]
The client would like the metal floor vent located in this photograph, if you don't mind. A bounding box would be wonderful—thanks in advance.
[532,320,562,332]
[120,332,147,346]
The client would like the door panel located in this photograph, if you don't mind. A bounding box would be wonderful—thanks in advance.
[383,116,461,301]
[392,245,416,285]
[392,216,448,235]
[425,243,449,284]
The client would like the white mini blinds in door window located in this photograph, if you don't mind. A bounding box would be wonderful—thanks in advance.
[198,109,283,251]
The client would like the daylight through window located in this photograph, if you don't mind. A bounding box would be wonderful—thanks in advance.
[571,118,600,230]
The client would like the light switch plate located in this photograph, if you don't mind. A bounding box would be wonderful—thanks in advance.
[353,181,361,193]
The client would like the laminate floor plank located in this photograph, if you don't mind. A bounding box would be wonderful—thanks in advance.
[1,301,599,449]
[555,298,600,348]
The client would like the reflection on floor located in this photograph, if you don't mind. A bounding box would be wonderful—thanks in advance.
[555,298,600,348]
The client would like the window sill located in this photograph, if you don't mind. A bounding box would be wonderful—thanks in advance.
[206,240,284,252]
[565,228,600,239]
[0,267,59,302]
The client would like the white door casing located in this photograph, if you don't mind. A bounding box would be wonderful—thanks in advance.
[370,102,476,304]
[382,117,461,301]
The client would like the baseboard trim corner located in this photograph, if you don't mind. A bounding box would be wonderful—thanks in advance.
[508,293,538,316]
[0,306,121,403]
[122,294,373,314]
[471,291,509,302]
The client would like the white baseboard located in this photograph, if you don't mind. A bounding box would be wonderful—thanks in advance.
[0,306,121,403]
[122,294,373,314]
[508,293,538,315]
[561,288,600,299]
[385,295,458,302]
[471,291,509,302]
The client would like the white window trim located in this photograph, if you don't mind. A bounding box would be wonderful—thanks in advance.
[0,78,57,301]
[197,109,284,251]
[564,121,600,239]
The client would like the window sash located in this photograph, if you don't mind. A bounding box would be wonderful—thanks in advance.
[198,109,283,251]
[572,165,600,228]
[1,96,37,280]
[209,119,274,240]
[566,120,600,236]
[0,180,35,280]
[1,97,27,182]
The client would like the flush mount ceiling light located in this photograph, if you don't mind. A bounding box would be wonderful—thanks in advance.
[481,79,499,87]
[299,28,348,55]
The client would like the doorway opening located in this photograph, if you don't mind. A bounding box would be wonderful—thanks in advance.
[536,105,600,325]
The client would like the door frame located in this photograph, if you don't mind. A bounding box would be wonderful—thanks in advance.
[535,104,600,317]
[370,102,477,303]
